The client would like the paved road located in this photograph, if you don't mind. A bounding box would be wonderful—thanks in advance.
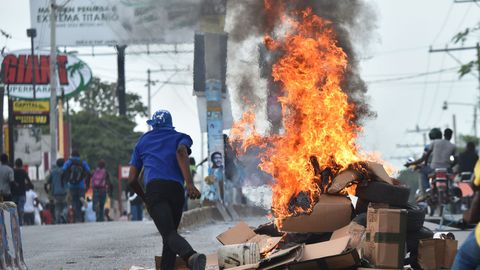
[21,217,473,270]
[21,217,268,270]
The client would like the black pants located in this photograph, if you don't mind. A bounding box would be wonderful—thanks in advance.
[146,180,196,270]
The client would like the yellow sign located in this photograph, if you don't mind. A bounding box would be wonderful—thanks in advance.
[13,101,50,113]
[13,115,49,125]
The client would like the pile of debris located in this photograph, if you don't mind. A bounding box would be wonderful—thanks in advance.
[153,162,458,270]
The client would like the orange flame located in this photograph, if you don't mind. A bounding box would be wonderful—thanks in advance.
[232,3,366,223]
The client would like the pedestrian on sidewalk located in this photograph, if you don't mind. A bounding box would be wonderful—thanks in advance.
[45,158,68,224]
[12,158,31,225]
[128,110,205,270]
[91,159,112,222]
[0,154,14,202]
[63,150,91,223]
[23,182,38,226]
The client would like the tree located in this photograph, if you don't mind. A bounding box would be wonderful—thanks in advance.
[452,22,480,78]
[68,77,147,195]
[72,77,148,120]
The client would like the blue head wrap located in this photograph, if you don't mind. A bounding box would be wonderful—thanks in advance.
[146,110,174,129]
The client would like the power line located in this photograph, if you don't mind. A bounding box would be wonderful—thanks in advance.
[432,2,455,45]
[366,66,459,83]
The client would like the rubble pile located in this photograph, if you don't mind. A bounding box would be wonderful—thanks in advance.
[170,162,458,270]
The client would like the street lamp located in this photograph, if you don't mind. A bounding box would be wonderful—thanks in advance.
[442,100,478,140]
[26,28,37,99]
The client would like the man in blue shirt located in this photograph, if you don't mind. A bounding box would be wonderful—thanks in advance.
[63,150,91,223]
[128,110,204,270]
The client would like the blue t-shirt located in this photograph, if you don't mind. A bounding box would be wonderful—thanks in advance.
[129,128,193,187]
[62,157,91,190]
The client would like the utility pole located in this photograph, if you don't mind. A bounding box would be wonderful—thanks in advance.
[147,69,151,120]
[430,43,480,138]
[0,86,4,154]
[50,0,57,167]
[406,126,431,145]
[453,114,458,144]
[26,28,37,99]
[116,45,127,116]
[442,101,478,138]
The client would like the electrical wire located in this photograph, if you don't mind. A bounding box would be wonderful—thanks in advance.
[423,53,447,126]
[366,66,458,84]
[432,2,455,45]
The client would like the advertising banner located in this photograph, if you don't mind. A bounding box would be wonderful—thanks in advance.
[29,0,207,46]
[1,50,92,99]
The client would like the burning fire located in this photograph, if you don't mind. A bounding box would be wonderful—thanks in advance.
[231,2,370,223]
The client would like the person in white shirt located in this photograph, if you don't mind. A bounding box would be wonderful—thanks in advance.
[23,183,38,225]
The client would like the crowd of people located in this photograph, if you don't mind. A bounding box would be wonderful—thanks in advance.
[0,149,146,226]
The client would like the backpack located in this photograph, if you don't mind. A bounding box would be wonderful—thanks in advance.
[65,159,85,185]
[91,168,107,189]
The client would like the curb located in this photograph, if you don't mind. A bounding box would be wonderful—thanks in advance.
[179,205,268,229]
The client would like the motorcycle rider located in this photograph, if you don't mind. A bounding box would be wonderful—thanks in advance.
[405,128,442,196]
[406,128,456,171]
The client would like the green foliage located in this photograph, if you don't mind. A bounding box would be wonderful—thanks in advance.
[70,112,142,177]
[451,22,480,78]
[69,77,147,192]
[397,169,419,203]
[72,77,148,121]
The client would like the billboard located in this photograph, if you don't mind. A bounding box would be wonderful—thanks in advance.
[0,50,92,99]
[13,101,50,125]
[29,0,214,46]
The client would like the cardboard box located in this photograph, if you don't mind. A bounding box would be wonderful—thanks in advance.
[418,238,458,270]
[216,222,283,254]
[281,195,352,233]
[287,224,361,270]
[362,204,407,269]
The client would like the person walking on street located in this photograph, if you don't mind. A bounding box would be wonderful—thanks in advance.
[91,159,111,222]
[23,182,38,225]
[128,110,205,270]
[63,150,91,223]
[12,158,31,226]
[45,158,68,224]
[0,154,14,202]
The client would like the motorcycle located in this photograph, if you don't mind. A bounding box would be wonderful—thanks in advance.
[425,168,463,216]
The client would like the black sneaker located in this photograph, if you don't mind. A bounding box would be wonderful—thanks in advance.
[188,253,206,270]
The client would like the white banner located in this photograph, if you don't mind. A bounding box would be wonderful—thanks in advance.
[30,0,205,47]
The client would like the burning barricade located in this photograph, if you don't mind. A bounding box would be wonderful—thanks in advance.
[188,162,456,270]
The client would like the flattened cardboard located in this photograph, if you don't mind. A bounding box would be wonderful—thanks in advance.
[281,195,352,233]
[259,244,304,270]
[288,224,360,270]
[216,222,282,254]
[328,169,361,194]
[366,162,394,185]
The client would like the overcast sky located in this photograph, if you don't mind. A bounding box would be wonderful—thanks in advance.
[1,0,479,172]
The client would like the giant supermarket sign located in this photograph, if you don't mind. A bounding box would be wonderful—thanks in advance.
[1,50,92,99]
